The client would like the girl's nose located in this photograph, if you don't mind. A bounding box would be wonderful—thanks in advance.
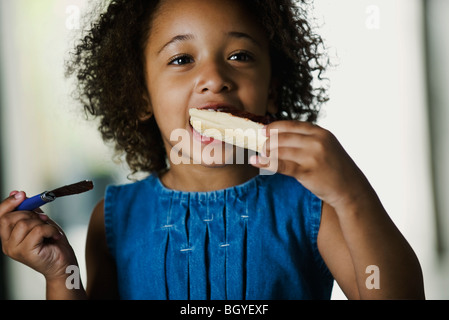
[194,61,234,94]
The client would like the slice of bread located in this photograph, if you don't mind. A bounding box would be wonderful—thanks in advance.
[189,108,268,153]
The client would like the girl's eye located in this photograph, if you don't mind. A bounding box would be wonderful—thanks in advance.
[169,55,194,66]
[229,52,254,62]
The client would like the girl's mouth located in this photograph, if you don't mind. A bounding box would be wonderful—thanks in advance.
[191,125,217,145]
[189,104,239,145]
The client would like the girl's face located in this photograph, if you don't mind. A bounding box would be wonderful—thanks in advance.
[145,0,275,167]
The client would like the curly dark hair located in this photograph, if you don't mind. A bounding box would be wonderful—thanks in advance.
[65,0,329,176]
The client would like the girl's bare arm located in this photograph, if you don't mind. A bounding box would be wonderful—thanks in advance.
[85,199,120,299]
[251,120,425,299]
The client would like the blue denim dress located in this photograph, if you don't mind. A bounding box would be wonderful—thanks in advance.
[104,173,333,300]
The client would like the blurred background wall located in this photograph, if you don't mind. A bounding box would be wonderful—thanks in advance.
[0,0,129,299]
[0,0,448,299]
[313,0,448,299]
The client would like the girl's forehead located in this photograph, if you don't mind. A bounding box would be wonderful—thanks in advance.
[149,0,266,43]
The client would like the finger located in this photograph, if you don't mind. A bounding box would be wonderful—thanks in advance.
[41,216,65,237]
[8,218,47,247]
[249,154,279,174]
[37,213,49,222]
[9,191,19,197]
[254,157,304,180]
[5,192,44,214]
[265,132,312,155]
[22,223,63,249]
[11,212,64,238]
[0,192,27,218]
[274,147,310,165]
[265,120,320,136]
[251,145,312,176]
[0,211,37,241]
[33,208,45,214]
[3,208,64,238]
[276,159,305,179]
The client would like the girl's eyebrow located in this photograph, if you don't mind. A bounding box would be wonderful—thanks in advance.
[227,31,263,48]
[157,34,195,55]
[157,31,262,55]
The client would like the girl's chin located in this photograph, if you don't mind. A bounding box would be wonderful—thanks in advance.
[190,149,236,168]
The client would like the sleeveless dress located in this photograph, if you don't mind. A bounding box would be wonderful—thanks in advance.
[104,173,334,300]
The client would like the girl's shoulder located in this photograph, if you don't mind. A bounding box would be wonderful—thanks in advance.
[106,174,158,197]
[107,173,157,190]
[103,174,160,213]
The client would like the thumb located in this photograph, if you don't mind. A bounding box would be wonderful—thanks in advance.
[0,191,26,217]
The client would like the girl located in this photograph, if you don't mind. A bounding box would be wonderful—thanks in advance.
[0,0,424,300]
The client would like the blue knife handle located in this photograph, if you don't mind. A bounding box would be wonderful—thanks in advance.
[17,194,48,211]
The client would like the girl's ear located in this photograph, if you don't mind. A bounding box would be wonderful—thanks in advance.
[138,93,154,122]
[267,79,279,115]
[139,110,153,122]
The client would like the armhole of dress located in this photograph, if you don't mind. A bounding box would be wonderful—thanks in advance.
[104,186,117,259]
[307,192,334,281]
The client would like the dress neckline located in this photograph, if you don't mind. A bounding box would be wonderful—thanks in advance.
[150,173,267,198]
